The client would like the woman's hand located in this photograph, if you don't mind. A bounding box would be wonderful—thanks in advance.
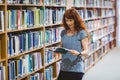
[69,49,88,58]
[69,50,80,56]
[81,52,88,58]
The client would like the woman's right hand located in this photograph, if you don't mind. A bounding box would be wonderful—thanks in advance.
[69,49,80,56]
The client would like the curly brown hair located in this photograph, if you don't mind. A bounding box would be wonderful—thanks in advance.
[62,8,89,38]
[62,8,86,31]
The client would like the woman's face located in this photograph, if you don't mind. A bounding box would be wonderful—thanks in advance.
[65,17,75,29]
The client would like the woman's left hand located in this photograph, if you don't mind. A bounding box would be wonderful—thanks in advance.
[69,49,88,58]
[69,50,80,56]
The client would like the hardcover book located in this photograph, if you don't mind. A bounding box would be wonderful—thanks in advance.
[49,47,70,54]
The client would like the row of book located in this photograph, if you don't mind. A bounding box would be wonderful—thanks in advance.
[45,62,60,80]
[94,9,101,17]
[85,18,114,31]
[0,63,5,80]
[45,48,56,65]
[44,47,61,65]
[74,0,101,7]
[44,8,65,26]
[102,0,114,7]
[101,9,115,17]
[89,39,101,54]
[8,30,44,57]
[1,3,114,32]
[89,33,114,55]
[44,0,66,6]
[84,55,92,70]
[86,0,99,7]
[7,7,65,30]
[6,0,66,5]
[7,26,63,57]
[74,0,114,7]
[45,27,63,45]
[5,8,113,31]
[108,17,115,23]
[8,46,61,80]
[5,8,115,31]
[7,0,43,4]
[90,25,114,42]
[73,0,86,7]
[8,52,42,80]
[84,44,111,70]
[29,72,44,80]
[77,9,115,20]
[7,8,44,30]
[101,34,114,46]
[45,66,53,80]
[31,64,65,80]
[0,10,4,32]
[94,0,101,7]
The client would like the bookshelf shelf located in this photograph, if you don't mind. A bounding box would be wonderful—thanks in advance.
[0,32,5,34]
[0,0,117,80]
[0,4,5,6]
[73,0,116,72]
[7,4,44,7]
[8,47,44,59]
[45,41,60,47]
[45,23,62,27]
[7,26,44,33]
[0,59,6,62]
[45,58,61,67]
[88,22,114,32]
[0,0,66,80]
[18,67,44,80]
[45,5,66,7]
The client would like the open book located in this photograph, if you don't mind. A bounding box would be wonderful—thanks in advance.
[49,47,70,54]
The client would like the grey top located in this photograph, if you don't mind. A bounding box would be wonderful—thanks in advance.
[60,29,87,73]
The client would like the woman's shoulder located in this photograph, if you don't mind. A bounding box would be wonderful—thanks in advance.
[77,29,87,40]
[78,29,86,34]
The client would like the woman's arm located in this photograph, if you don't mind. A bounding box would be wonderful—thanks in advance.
[81,37,89,57]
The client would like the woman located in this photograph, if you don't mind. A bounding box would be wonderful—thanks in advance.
[57,8,89,80]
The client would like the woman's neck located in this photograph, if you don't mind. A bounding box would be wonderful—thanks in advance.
[67,29,77,36]
[68,28,76,33]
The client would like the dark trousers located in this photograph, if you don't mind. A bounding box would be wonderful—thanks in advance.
[57,71,84,80]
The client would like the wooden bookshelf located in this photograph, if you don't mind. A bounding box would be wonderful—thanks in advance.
[72,0,116,72]
[0,0,117,80]
[0,0,66,80]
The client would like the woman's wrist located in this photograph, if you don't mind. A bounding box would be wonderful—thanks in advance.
[77,52,82,56]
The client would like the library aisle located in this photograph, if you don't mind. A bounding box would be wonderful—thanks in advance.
[82,47,120,80]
